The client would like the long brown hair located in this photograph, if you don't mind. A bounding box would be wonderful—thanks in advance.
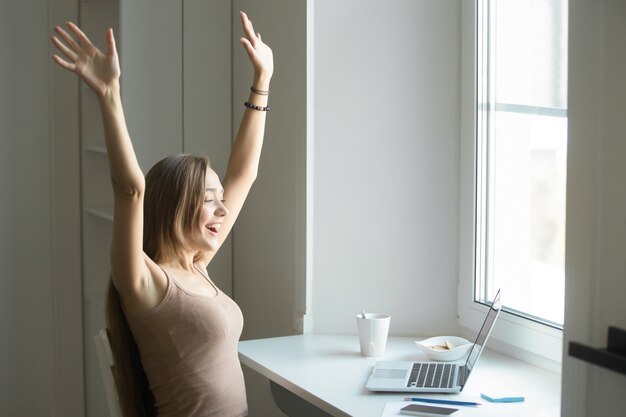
[106,284,155,417]
[105,154,210,417]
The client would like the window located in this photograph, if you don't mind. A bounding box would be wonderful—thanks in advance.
[459,0,567,368]
[476,0,568,327]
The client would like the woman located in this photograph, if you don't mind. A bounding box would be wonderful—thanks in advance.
[51,11,273,417]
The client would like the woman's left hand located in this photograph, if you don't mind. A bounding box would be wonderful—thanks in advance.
[239,11,273,85]
[51,22,120,97]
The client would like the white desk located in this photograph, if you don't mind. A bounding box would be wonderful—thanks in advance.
[238,335,561,417]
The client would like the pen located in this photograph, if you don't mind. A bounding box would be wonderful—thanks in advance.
[404,397,481,407]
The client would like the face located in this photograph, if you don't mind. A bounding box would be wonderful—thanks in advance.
[190,168,228,252]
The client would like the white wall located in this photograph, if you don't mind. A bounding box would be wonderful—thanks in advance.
[312,0,462,336]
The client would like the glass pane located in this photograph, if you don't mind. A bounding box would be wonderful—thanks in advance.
[476,0,568,327]
[494,0,568,109]
[489,112,566,325]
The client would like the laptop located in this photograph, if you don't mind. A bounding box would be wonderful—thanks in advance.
[366,289,501,393]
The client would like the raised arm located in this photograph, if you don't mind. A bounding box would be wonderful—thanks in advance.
[51,24,149,306]
[205,11,274,263]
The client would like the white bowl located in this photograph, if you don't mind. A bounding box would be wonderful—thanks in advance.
[415,336,473,362]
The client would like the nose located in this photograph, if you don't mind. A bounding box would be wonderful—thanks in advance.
[216,200,229,217]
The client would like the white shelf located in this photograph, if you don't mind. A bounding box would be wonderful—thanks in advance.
[85,205,113,222]
[83,144,107,154]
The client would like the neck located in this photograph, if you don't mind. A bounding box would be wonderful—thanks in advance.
[161,253,196,272]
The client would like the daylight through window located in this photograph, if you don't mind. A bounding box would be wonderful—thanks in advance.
[476,0,568,327]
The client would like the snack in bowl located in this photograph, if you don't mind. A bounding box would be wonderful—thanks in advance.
[415,336,473,361]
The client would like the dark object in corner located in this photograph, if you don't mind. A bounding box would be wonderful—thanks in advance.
[569,326,626,376]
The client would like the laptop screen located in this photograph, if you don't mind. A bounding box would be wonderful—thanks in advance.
[464,289,501,375]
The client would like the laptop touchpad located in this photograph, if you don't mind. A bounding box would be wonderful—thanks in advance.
[373,369,407,379]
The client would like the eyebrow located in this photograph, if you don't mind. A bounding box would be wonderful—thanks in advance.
[205,188,225,194]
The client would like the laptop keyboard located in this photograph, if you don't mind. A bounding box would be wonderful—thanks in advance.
[407,363,456,389]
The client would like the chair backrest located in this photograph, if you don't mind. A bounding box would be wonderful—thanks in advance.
[94,328,122,417]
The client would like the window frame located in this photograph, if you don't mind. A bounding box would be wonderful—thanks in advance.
[458,0,563,372]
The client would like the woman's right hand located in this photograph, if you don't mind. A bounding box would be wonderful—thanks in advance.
[239,11,273,86]
[51,22,120,97]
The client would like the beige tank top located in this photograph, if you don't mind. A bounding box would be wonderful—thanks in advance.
[125,266,247,417]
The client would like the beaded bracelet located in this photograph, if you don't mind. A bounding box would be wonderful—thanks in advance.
[250,86,270,95]
[244,101,270,111]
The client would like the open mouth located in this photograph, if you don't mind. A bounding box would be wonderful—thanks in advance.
[207,223,221,234]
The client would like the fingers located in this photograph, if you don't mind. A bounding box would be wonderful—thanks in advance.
[240,10,250,30]
[54,24,81,55]
[51,33,77,62]
[51,54,75,72]
[239,37,255,55]
[240,11,258,48]
[53,22,99,58]
[66,21,93,49]
[106,28,118,57]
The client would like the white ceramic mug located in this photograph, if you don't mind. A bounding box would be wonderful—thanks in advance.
[356,313,391,357]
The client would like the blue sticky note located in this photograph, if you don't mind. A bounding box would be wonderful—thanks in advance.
[481,393,525,403]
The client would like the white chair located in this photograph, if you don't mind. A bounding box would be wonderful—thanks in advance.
[94,328,122,417]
